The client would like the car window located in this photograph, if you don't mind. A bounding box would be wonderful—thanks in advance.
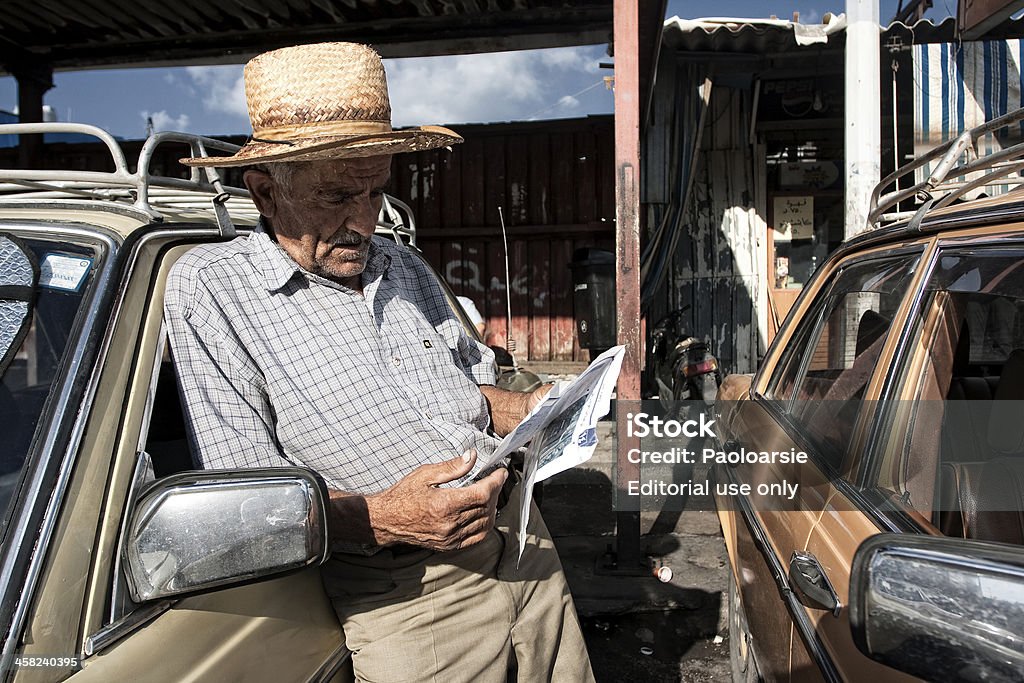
[875,246,1024,546]
[0,239,98,541]
[766,254,920,470]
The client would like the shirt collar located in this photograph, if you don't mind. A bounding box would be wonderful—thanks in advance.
[248,220,392,292]
[249,220,301,292]
[362,238,393,283]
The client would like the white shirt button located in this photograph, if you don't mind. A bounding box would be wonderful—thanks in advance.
[393,357,402,367]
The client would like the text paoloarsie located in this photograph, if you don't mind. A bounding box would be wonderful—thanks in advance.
[626,447,808,465]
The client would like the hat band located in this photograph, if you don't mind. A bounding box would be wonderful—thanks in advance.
[253,119,393,141]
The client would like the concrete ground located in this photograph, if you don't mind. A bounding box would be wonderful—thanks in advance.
[532,362,731,683]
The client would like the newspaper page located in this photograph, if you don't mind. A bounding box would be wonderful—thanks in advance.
[477,345,625,473]
[506,346,625,564]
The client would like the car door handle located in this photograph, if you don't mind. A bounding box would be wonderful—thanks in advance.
[789,551,841,617]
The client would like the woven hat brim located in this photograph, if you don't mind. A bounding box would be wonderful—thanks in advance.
[181,126,462,167]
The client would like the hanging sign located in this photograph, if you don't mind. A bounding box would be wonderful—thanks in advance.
[779,162,840,189]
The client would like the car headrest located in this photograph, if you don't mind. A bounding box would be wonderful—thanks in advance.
[855,309,889,358]
[988,349,1024,455]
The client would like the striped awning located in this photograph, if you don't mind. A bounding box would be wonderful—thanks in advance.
[914,39,1024,196]
[915,40,1024,144]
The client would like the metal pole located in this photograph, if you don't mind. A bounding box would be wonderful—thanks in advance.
[845,0,881,238]
[892,58,900,194]
[844,1,881,367]
[613,0,643,568]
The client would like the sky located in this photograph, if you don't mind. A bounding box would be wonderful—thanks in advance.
[0,1,949,139]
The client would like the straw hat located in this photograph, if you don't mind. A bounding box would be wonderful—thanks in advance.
[182,42,462,167]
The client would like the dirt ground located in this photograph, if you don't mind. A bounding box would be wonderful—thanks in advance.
[538,419,732,683]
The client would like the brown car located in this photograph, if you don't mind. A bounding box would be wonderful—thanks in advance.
[0,124,484,682]
[716,109,1024,682]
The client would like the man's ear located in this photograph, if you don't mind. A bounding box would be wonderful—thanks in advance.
[243,169,277,217]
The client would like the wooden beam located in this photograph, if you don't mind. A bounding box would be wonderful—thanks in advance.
[13,29,613,73]
[958,0,1024,40]
[613,0,642,567]
[418,223,614,239]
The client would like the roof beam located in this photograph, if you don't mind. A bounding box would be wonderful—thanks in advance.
[958,0,1024,40]
[0,2,613,74]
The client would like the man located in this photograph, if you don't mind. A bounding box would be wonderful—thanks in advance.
[165,42,594,682]
[456,295,487,337]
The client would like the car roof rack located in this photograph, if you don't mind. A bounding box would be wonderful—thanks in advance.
[869,107,1024,230]
[0,123,258,236]
[0,122,418,244]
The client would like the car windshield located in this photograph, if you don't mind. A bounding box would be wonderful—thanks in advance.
[1,237,98,540]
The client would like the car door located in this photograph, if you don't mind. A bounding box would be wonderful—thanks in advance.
[723,243,926,681]
[12,227,350,682]
[807,233,1024,681]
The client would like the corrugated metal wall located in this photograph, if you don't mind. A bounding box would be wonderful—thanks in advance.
[643,56,766,376]
[401,117,616,362]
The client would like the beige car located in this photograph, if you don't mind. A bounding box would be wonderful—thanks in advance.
[716,109,1024,682]
[0,123,478,682]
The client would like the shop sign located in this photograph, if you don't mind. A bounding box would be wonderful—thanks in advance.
[774,196,814,241]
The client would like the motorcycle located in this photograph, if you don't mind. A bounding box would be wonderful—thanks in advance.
[492,343,544,393]
[649,306,721,408]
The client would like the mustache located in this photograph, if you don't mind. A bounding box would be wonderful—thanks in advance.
[328,231,370,248]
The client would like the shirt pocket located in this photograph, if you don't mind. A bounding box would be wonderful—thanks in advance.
[385,296,475,397]
[408,325,463,377]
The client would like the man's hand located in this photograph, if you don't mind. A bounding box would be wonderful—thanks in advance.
[479,383,554,437]
[329,450,507,552]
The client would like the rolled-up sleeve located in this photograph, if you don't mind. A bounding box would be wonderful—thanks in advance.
[463,335,496,386]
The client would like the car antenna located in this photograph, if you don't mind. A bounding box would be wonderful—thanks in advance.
[498,205,520,371]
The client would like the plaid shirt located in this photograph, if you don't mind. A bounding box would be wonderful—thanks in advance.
[164,223,498,495]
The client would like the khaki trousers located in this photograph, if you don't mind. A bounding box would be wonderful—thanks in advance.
[322,484,595,683]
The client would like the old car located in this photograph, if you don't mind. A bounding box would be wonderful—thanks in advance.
[0,122,484,682]
[716,108,1024,681]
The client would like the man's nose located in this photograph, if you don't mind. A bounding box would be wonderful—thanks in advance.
[344,195,379,236]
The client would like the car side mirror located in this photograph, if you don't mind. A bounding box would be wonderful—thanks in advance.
[849,534,1024,680]
[0,233,38,375]
[124,468,329,602]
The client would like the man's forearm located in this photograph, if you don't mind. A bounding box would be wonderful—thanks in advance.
[327,489,452,548]
[478,385,533,437]
[325,489,429,548]
[327,490,378,547]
